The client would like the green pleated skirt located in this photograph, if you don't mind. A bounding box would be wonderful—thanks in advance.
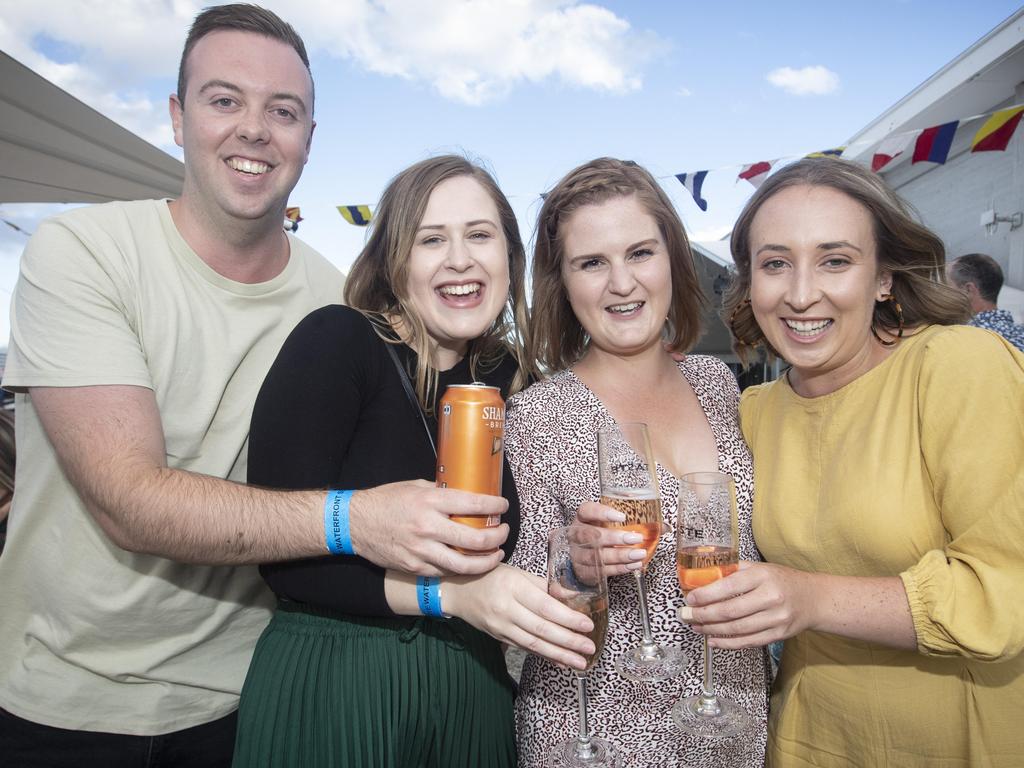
[232,602,516,768]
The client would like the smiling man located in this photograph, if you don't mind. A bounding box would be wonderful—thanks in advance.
[0,6,342,766]
[0,4,514,767]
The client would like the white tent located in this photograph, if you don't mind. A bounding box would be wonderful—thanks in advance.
[0,51,184,204]
[689,241,737,360]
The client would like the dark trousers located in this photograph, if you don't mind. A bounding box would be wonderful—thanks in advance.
[0,706,237,768]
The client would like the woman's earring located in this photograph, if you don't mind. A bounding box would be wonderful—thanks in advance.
[870,293,904,347]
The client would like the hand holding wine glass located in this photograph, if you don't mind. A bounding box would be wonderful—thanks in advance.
[596,422,687,682]
[546,524,618,768]
[673,471,754,739]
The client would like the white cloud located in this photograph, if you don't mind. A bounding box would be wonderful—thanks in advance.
[676,86,692,97]
[0,4,188,149]
[300,0,656,105]
[1,1,658,110]
[765,65,839,96]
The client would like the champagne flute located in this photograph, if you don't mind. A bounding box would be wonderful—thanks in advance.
[673,471,754,738]
[597,422,687,682]
[546,525,617,768]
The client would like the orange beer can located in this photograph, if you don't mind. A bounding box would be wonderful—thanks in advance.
[436,383,504,549]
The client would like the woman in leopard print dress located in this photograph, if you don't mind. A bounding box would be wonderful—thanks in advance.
[506,158,768,768]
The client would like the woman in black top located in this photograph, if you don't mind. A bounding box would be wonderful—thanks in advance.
[232,156,595,768]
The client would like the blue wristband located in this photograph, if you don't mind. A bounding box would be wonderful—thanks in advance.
[323,490,355,555]
[416,576,447,618]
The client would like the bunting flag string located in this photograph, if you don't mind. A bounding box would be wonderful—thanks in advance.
[669,102,1021,211]
[306,102,1023,225]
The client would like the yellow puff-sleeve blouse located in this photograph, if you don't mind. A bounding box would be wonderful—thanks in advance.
[740,324,1024,768]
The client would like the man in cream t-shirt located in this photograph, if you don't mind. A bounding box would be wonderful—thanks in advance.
[0,5,512,766]
[0,6,345,766]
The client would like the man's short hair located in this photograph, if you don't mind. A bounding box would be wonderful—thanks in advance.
[949,253,1004,303]
[177,3,312,107]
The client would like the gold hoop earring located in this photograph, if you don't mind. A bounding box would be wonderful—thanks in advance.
[871,293,904,347]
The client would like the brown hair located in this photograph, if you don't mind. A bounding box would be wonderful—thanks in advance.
[948,253,1003,303]
[530,158,705,372]
[723,157,970,361]
[344,155,530,410]
[177,4,313,108]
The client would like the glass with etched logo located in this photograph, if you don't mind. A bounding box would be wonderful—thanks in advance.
[597,422,687,681]
[673,471,754,738]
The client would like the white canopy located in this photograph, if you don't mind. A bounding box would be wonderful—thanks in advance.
[690,241,737,359]
[0,51,184,204]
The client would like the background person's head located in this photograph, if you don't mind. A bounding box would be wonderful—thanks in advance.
[947,253,1003,315]
[724,157,969,363]
[530,158,704,373]
[345,154,529,405]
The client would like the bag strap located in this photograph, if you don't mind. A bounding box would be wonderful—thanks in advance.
[384,342,437,458]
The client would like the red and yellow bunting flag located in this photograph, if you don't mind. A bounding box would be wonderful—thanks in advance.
[971,106,1024,152]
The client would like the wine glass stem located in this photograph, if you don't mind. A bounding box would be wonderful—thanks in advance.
[574,673,596,760]
[633,569,656,650]
[697,635,722,716]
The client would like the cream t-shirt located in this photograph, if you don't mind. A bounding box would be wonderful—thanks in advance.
[0,199,345,734]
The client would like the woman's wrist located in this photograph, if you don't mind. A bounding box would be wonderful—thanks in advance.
[441,574,470,619]
[416,575,450,618]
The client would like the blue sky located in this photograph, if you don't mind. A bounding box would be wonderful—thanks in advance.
[1,0,1021,344]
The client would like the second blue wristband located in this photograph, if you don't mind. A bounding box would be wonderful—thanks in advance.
[417,576,446,618]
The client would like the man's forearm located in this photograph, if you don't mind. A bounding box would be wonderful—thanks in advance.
[89,464,328,565]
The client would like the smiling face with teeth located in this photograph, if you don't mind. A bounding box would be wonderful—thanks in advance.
[404,175,511,370]
[749,184,894,397]
[169,29,314,241]
[560,194,672,362]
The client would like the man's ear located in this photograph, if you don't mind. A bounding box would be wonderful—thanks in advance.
[169,94,185,149]
[304,120,316,163]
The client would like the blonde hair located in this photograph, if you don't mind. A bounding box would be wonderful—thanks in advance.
[344,155,530,410]
[723,157,970,362]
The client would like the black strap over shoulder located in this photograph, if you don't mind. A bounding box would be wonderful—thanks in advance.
[383,341,437,458]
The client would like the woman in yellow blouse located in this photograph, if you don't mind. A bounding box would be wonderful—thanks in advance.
[684,157,1024,767]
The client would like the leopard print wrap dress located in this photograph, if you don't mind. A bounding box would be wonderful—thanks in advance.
[506,356,770,768]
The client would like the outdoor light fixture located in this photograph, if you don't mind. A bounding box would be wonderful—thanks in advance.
[981,209,1023,234]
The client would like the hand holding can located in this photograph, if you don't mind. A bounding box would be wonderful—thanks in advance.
[436,383,504,553]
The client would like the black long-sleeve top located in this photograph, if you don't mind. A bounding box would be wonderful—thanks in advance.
[248,304,521,616]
